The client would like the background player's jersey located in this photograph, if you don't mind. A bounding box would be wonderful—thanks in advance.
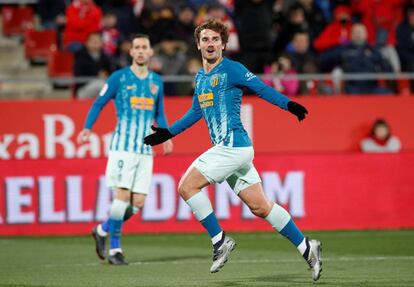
[84,67,167,155]
[169,57,291,147]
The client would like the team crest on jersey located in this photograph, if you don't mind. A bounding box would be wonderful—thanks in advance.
[210,75,219,87]
[150,83,159,95]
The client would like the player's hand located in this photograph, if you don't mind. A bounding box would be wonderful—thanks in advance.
[162,139,173,155]
[77,129,91,144]
[144,126,173,146]
[287,101,308,122]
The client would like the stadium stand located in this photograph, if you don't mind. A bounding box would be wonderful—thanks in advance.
[0,1,413,99]
[1,5,33,37]
[24,29,57,63]
[47,50,74,79]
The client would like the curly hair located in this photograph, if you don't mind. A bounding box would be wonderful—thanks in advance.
[194,19,229,46]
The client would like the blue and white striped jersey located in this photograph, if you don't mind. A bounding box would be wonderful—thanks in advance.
[84,67,167,155]
[169,57,291,147]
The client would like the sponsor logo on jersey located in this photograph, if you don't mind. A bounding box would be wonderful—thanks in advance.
[245,71,256,81]
[126,85,136,90]
[99,83,108,96]
[130,97,154,110]
[198,92,214,108]
[210,74,219,87]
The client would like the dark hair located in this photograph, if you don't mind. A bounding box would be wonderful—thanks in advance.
[129,33,150,43]
[371,118,390,137]
[194,19,229,46]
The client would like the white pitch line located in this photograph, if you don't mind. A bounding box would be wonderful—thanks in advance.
[41,256,414,268]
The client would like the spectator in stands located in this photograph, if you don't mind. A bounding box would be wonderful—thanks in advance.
[318,23,393,94]
[287,31,317,74]
[101,12,120,56]
[286,31,319,95]
[360,118,401,153]
[63,0,103,52]
[101,0,136,38]
[151,33,187,95]
[263,54,299,96]
[152,33,187,75]
[351,0,402,74]
[187,0,217,10]
[111,38,132,70]
[234,0,275,73]
[351,0,403,47]
[176,57,203,96]
[172,4,196,52]
[37,0,67,30]
[297,0,327,40]
[137,0,176,45]
[315,0,332,22]
[273,3,309,57]
[396,3,414,89]
[313,5,352,53]
[74,33,111,99]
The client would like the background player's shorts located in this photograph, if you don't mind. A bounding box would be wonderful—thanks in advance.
[192,145,261,194]
[106,150,153,194]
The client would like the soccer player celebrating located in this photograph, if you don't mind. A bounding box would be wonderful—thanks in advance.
[144,20,322,280]
[77,34,173,265]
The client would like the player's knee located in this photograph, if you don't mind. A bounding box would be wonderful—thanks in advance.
[178,181,188,197]
[178,180,196,199]
[132,197,145,209]
[250,205,269,218]
[115,188,131,201]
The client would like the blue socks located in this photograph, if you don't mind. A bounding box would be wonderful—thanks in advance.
[109,218,123,250]
[280,219,305,247]
[265,203,307,255]
[106,199,129,253]
[101,205,139,233]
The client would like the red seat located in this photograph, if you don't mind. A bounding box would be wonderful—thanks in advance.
[25,29,57,62]
[397,79,411,96]
[2,6,34,37]
[47,51,74,78]
[48,51,74,95]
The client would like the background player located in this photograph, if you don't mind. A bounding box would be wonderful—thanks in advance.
[77,33,173,265]
[144,19,322,281]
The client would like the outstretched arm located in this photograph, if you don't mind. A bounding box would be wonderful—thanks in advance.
[232,62,308,121]
[144,95,203,146]
[257,85,308,121]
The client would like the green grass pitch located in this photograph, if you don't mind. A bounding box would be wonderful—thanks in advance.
[1,230,414,287]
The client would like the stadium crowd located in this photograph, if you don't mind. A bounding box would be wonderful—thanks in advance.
[33,0,414,96]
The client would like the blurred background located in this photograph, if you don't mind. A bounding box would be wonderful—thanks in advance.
[0,0,413,236]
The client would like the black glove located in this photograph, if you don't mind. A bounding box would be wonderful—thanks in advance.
[144,125,173,146]
[287,101,308,122]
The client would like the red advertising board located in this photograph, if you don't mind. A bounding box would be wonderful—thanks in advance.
[1,153,413,236]
[0,96,414,160]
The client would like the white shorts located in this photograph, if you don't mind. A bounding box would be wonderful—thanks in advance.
[191,145,261,194]
[105,150,153,194]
